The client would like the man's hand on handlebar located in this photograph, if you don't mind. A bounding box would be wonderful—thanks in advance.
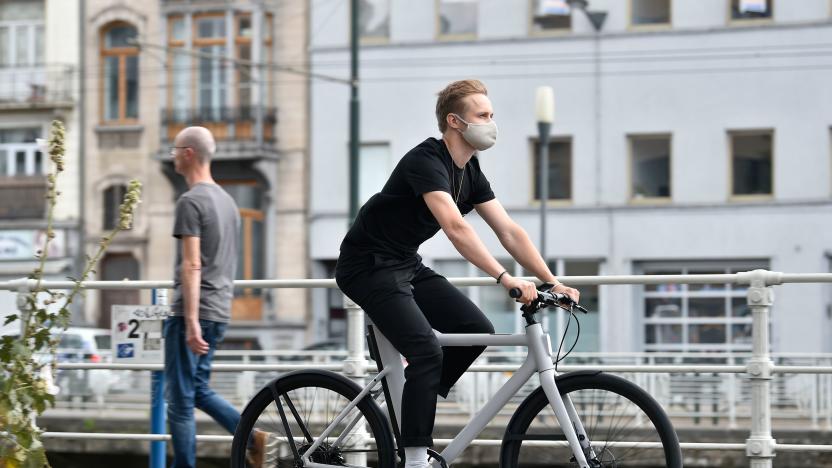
[500,274,537,304]
[551,283,580,304]
[509,283,589,313]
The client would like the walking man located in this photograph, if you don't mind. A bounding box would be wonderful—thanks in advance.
[165,126,265,466]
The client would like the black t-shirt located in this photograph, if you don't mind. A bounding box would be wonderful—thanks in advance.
[341,137,495,259]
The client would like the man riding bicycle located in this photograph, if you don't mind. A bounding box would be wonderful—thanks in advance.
[335,79,580,468]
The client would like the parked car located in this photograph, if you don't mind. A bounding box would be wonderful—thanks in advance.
[53,327,122,401]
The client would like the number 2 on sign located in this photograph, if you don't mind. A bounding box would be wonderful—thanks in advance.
[127,319,141,339]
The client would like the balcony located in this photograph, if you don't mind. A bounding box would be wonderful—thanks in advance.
[0,65,75,109]
[160,106,278,160]
[0,176,47,219]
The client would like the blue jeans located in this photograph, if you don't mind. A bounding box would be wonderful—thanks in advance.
[164,316,240,468]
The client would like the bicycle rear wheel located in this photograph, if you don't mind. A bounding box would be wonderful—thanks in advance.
[500,372,682,468]
[231,370,396,468]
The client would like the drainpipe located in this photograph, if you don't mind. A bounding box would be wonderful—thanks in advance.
[77,0,87,325]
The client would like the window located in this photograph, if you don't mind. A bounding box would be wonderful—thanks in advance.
[166,12,272,136]
[0,127,42,176]
[197,15,225,38]
[103,184,127,230]
[476,258,516,333]
[0,0,44,67]
[100,23,139,123]
[198,47,227,121]
[630,0,671,26]
[359,0,390,41]
[234,12,272,120]
[531,0,571,33]
[193,14,227,122]
[731,130,772,197]
[630,134,671,200]
[236,14,252,116]
[432,257,602,350]
[522,259,602,352]
[639,261,767,352]
[359,143,392,205]
[438,0,477,39]
[98,253,140,327]
[532,137,572,201]
[731,0,772,21]
[432,258,517,333]
[320,260,347,338]
[557,261,600,352]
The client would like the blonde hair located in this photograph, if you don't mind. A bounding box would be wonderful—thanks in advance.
[435,79,488,133]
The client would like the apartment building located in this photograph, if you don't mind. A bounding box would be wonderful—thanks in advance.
[81,0,309,348]
[0,0,81,321]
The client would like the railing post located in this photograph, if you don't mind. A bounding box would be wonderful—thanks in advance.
[728,355,737,429]
[150,288,167,468]
[14,277,31,336]
[343,293,367,466]
[826,367,832,430]
[744,270,776,467]
[811,373,819,429]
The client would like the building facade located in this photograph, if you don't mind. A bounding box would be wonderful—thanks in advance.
[308,0,832,353]
[81,0,310,349]
[0,0,82,322]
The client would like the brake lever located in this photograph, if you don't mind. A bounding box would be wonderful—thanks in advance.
[541,290,589,314]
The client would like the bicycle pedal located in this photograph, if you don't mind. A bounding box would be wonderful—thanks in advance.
[427,448,449,468]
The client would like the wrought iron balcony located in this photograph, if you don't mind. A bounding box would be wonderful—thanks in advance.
[159,106,278,160]
[161,106,277,137]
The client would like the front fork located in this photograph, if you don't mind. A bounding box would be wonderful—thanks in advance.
[529,324,597,467]
[539,369,598,467]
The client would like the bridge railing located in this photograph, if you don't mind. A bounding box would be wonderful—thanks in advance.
[2,269,832,467]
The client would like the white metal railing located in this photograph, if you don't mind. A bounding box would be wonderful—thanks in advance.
[3,269,832,467]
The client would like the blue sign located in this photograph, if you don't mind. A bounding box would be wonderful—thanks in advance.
[117,343,135,358]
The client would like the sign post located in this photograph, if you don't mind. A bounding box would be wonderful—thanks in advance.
[112,291,169,468]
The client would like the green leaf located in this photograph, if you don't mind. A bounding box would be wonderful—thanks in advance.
[3,314,17,326]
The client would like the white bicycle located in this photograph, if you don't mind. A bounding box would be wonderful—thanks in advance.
[231,285,682,467]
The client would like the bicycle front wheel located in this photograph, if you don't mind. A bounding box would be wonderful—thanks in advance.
[500,372,682,468]
[231,370,396,468]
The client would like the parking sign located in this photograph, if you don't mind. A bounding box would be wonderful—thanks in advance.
[111,305,170,363]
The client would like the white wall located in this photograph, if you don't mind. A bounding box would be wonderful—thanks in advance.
[45,0,81,221]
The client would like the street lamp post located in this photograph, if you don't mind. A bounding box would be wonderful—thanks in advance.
[535,86,555,262]
[349,0,360,224]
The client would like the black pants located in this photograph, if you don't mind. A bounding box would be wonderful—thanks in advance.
[335,252,495,447]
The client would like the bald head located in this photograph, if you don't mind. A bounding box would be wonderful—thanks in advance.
[176,126,216,164]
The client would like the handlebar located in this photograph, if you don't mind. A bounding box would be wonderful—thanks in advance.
[509,287,589,314]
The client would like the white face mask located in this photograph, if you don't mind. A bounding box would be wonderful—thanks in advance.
[453,114,498,151]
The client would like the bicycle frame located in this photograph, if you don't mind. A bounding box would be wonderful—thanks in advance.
[301,320,595,468]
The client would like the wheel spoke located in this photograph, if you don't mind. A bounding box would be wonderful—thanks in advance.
[505,374,680,468]
[230,374,395,468]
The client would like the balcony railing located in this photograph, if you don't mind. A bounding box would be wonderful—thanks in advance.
[0,65,75,107]
[0,176,47,219]
[160,106,277,143]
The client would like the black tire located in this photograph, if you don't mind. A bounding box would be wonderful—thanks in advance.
[231,370,396,468]
[500,371,682,468]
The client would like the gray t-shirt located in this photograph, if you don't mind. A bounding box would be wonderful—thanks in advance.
[171,182,240,323]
